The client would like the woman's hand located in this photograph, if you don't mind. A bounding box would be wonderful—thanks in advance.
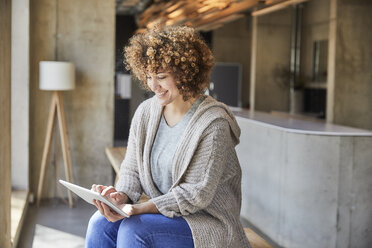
[91,184,160,222]
[91,184,132,222]
[91,184,128,205]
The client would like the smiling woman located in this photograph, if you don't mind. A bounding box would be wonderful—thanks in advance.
[85,25,252,248]
[124,25,214,101]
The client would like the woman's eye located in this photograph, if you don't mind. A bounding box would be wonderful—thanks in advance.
[158,76,166,80]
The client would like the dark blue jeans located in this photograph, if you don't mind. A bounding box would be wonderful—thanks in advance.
[85,211,194,248]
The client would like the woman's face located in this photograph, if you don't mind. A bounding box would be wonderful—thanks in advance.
[146,71,182,106]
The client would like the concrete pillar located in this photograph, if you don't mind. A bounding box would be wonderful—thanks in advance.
[212,16,252,108]
[327,0,337,123]
[30,0,115,198]
[250,14,257,112]
[332,0,372,130]
[255,8,292,112]
[30,0,58,199]
[0,0,12,247]
[12,0,30,190]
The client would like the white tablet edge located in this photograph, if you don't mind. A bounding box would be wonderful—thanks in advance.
[59,179,129,218]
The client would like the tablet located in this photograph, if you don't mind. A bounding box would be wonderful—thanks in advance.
[59,179,129,218]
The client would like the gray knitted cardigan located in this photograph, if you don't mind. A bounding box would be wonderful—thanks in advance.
[116,95,251,248]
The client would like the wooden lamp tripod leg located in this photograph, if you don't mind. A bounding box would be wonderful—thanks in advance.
[36,91,75,208]
[36,92,58,207]
[56,91,74,207]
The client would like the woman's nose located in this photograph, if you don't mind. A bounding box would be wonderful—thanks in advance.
[149,79,160,90]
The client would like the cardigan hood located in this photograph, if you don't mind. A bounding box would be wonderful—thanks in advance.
[194,95,241,146]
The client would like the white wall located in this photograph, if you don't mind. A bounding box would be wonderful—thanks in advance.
[11,0,30,190]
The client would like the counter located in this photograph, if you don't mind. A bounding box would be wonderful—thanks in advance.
[234,109,372,248]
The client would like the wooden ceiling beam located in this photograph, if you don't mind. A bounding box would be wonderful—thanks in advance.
[252,0,308,16]
[195,13,244,31]
[264,0,286,5]
[196,23,223,32]
[193,0,258,27]
[136,0,259,31]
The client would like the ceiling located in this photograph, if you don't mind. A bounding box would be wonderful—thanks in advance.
[116,0,150,15]
[116,0,308,32]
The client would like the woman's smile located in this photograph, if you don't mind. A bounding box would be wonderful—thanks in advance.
[156,90,168,98]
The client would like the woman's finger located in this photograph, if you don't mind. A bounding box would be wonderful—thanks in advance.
[101,202,116,222]
[101,202,112,217]
[97,185,106,194]
[92,184,100,192]
[109,192,126,204]
[92,199,98,209]
[101,186,116,197]
[102,202,124,222]
[110,192,127,204]
[92,184,105,193]
[95,200,104,214]
[122,204,136,216]
[98,201,111,222]
[109,192,121,203]
[94,200,104,216]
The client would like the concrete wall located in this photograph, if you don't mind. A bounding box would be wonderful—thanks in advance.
[301,0,330,82]
[333,0,372,130]
[236,116,372,248]
[212,10,292,112]
[0,0,12,246]
[30,0,115,198]
[255,8,292,112]
[212,16,252,108]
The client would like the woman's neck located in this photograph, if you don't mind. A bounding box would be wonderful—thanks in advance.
[164,95,199,117]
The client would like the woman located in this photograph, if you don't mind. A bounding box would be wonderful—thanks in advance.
[86,25,251,248]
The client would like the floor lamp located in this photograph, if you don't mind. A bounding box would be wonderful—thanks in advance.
[36,61,75,207]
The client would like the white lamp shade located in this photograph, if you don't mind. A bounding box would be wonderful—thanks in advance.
[39,61,75,90]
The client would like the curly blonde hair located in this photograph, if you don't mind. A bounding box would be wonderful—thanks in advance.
[124,25,214,101]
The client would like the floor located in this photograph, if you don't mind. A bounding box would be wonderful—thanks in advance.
[11,190,29,247]
[17,198,280,248]
[17,198,96,248]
